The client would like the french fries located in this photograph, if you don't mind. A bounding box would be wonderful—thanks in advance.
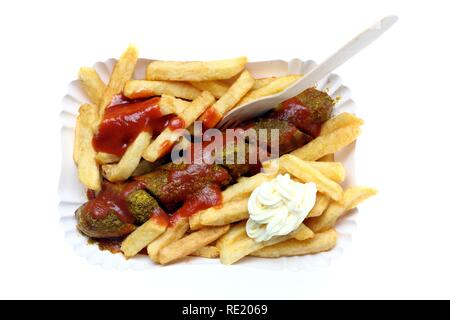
[121,217,167,258]
[142,91,215,162]
[74,104,101,190]
[147,218,189,262]
[251,229,337,258]
[95,152,120,165]
[307,161,346,183]
[189,81,229,98]
[199,70,255,128]
[222,172,276,203]
[215,221,247,250]
[280,155,343,202]
[320,112,364,136]
[78,67,105,105]
[238,75,300,106]
[291,224,315,241]
[319,154,334,162]
[190,246,220,258]
[159,225,230,264]
[124,80,201,100]
[308,193,331,218]
[199,198,249,227]
[146,57,248,81]
[101,131,152,182]
[159,94,191,114]
[306,186,377,232]
[98,45,139,118]
[290,125,361,161]
[252,77,277,90]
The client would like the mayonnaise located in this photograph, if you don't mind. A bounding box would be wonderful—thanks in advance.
[246,174,317,242]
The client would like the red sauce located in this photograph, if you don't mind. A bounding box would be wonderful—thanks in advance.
[201,107,222,129]
[93,97,163,156]
[171,183,223,224]
[86,189,96,200]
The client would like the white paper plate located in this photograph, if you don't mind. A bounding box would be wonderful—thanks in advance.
[59,58,357,270]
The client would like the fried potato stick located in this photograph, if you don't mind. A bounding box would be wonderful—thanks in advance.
[189,80,229,98]
[78,67,105,105]
[124,80,201,100]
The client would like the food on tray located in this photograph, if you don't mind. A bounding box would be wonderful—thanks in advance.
[71,45,376,265]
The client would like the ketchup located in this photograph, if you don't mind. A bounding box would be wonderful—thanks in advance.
[201,107,222,129]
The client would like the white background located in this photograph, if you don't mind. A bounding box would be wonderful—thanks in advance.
[0,0,449,299]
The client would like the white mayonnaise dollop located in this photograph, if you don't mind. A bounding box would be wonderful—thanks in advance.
[246,174,317,242]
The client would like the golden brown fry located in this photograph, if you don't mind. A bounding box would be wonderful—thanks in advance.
[147,218,189,262]
[102,131,152,182]
[252,77,277,90]
[190,246,220,259]
[222,172,276,203]
[290,125,361,161]
[215,221,247,250]
[189,81,229,98]
[238,75,300,106]
[98,44,139,118]
[124,80,201,100]
[143,91,215,162]
[146,57,248,81]
[280,155,343,202]
[291,224,314,241]
[159,225,230,264]
[306,186,377,232]
[251,229,337,258]
[319,154,334,162]
[159,94,191,114]
[199,70,255,128]
[307,161,346,183]
[75,104,101,190]
[199,198,249,227]
[320,112,364,136]
[78,67,105,105]
[121,217,167,258]
[308,193,331,218]
[95,152,120,165]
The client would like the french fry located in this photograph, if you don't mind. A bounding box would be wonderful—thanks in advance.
[320,112,364,136]
[222,172,276,203]
[99,45,139,118]
[308,193,330,218]
[306,186,377,232]
[215,221,247,250]
[190,246,220,259]
[75,104,101,190]
[291,224,314,241]
[143,91,215,162]
[199,198,249,227]
[78,67,105,105]
[159,225,230,264]
[290,125,361,161]
[237,75,300,106]
[189,81,229,98]
[159,94,191,114]
[146,57,248,81]
[199,70,255,128]
[280,155,343,202]
[121,217,167,258]
[95,152,120,165]
[252,77,277,90]
[101,131,152,182]
[124,80,201,100]
[319,154,334,162]
[147,218,189,262]
[307,161,346,183]
[251,229,337,258]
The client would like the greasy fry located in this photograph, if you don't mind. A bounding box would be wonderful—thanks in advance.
[308,193,331,218]
[121,217,167,258]
[238,75,300,106]
[307,186,377,232]
[102,131,151,182]
[307,161,346,183]
[99,45,139,117]
[124,80,201,100]
[95,152,120,165]
[251,229,337,258]
[280,155,343,202]
[159,225,230,264]
[190,246,219,259]
[199,70,255,128]
[290,125,361,161]
[147,218,189,262]
[75,104,101,190]
[143,91,215,162]
[320,112,364,136]
[146,57,248,81]
[189,81,229,98]
[78,67,105,105]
